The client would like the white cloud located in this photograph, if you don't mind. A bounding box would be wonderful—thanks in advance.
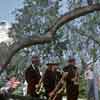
[0,22,13,44]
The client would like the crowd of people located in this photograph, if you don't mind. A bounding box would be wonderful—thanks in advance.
[0,54,99,100]
[25,55,80,100]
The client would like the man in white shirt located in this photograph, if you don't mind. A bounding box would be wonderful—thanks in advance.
[84,65,95,100]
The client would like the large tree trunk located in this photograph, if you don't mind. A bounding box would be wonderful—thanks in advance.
[0,43,9,65]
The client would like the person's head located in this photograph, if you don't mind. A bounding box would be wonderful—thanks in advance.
[51,63,59,72]
[68,58,76,65]
[32,55,40,65]
[47,63,59,72]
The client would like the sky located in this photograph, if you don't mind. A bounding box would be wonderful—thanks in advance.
[0,0,23,43]
[0,23,13,43]
[0,0,69,23]
[0,0,24,23]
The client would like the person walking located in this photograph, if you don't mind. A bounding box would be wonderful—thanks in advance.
[84,65,95,100]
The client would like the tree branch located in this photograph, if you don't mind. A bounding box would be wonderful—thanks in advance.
[1,4,100,73]
[68,26,100,45]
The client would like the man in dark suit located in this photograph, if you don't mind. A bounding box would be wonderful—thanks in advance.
[49,58,80,100]
[43,62,62,100]
[25,55,41,97]
[63,58,79,100]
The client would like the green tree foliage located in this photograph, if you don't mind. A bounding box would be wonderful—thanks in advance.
[13,0,58,36]
[0,1,100,98]
[7,0,100,79]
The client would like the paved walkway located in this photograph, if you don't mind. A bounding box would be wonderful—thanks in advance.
[62,97,85,100]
